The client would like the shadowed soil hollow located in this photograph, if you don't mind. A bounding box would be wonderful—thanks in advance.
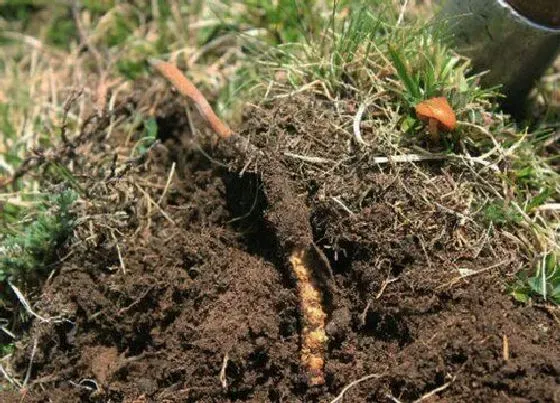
[1,87,559,402]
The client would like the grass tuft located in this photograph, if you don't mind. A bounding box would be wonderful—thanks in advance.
[0,189,77,289]
[511,253,560,304]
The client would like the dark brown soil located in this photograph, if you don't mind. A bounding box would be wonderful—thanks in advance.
[1,88,559,403]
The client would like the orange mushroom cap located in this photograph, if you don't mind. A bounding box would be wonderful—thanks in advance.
[414,97,457,131]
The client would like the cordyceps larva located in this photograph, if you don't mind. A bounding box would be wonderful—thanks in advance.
[153,60,329,387]
[289,248,328,386]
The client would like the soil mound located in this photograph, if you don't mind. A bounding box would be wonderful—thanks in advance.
[2,89,559,402]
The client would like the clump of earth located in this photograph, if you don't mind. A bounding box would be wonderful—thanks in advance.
[1,81,559,403]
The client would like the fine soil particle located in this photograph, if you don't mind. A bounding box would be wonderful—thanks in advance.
[1,89,559,402]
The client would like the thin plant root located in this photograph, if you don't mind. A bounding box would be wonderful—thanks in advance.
[289,248,328,386]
